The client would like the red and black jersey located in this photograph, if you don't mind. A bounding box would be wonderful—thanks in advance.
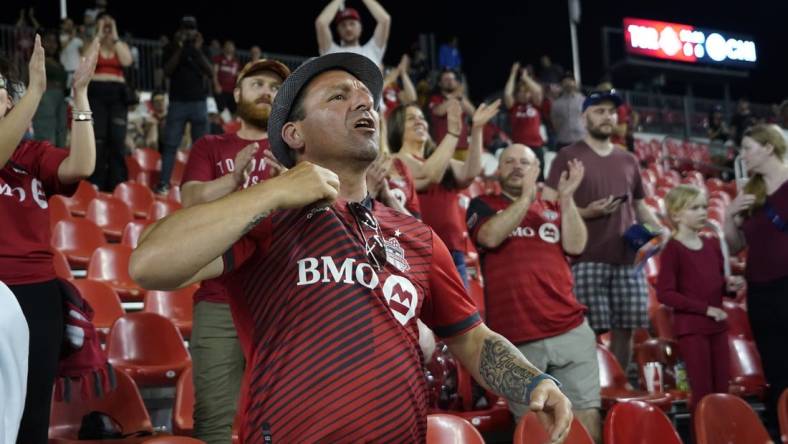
[223,198,480,442]
[0,140,77,285]
[467,193,586,344]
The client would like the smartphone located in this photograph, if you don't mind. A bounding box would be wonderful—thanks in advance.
[613,193,629,203]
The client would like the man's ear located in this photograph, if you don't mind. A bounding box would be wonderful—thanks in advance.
[282,121,305,150]
[233,87,240,105]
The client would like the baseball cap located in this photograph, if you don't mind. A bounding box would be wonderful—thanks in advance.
[236,59,291,85]
[334,8,361,25]
[267,52,383,168]
[582,89,623,112]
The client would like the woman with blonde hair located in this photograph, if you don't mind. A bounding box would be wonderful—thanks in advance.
[724,123,788,433]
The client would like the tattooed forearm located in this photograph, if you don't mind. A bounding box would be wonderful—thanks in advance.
[478,335,541,404]
[241,211,271,235]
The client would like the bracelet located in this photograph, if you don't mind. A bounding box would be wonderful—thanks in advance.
[73,110,93,122]
[524,373,562,405]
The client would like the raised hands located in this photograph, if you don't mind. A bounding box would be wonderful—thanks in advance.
[28,35,46,95]
[472,99,502,128]
[557,159,585,199]
[72,38,100,93]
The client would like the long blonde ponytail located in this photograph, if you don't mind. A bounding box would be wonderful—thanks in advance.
[742,124,787,213]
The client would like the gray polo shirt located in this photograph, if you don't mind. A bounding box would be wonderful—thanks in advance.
[551,92,586,145]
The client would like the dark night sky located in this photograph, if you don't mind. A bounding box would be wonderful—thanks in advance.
[4,0,786,105]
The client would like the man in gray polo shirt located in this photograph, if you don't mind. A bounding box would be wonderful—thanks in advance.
[551,72,586,149]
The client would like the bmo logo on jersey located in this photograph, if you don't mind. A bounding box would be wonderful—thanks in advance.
[510,222,560,243]
[297,256,418,325]
[0,178,48,209]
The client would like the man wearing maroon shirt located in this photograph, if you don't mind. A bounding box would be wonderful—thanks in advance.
[429,68,475,155]
[181,58,290,444]
[131,52,572,444]
[504,62,545,179]
[544,91,663,372]
[212,40,241,115]
[467,144,602,442]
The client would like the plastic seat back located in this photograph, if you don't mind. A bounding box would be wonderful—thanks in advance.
[86,196,134,239]
[172,367,194,435]
[604,400,683,444]
[121,219,155,248]
[694,393,770,444]
[143,286,196,338]
[71,279,124,333]
[515,411,594,444]
[597,344,628,390]
[49,194,72,231]
[63,180,98,216]
[426,414,485,444]
[107,312,190,366]
[149,200,182,221]
[51,219,107,266]
[114,181,155,219]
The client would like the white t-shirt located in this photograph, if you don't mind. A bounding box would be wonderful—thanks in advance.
[60,37,84,72]
[322,39,386,67]
[0,282,28,444]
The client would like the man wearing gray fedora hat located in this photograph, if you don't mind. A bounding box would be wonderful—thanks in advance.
[131,52,572,443]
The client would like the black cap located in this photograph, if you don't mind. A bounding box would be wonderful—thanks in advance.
[267,52,383,168]
[582,89,623,112]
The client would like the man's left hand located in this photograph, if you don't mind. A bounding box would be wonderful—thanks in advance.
[557,159,584,199]
[530,379,573,444]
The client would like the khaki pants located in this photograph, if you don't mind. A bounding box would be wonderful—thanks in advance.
[192,301,244,444]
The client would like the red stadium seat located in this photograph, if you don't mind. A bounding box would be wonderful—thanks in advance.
[597,344,673,411]
[49,370,153,443]
[727,337,767,399]
[107,312,191,387]
[447,364,514,434]
[603,400,682,444]
[694,393,770,444]
[70,279,124,343]
[114,181,155,219]
[653,304,676,341]
[121,219,155,248]
[514,411,593,444]
[87,244,146,302]
[149,199,182,221]
[170,160,187,187]
[779,389,788,444]
[723,300,753,340]
[124,155,143,185]
[49,194,72,232]
[143,286,197,339]
[62,180,98,216]
[86,196,134,241]
[173,366,194,436]
[51,218,107,269]
[52,249,73,279]
[154,184,182,204]
[133,147,162,172]
[426,414,485,444]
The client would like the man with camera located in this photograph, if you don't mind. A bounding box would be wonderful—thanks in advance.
[156,16,213,194]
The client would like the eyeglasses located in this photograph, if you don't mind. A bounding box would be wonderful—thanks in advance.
[347,202,388,272]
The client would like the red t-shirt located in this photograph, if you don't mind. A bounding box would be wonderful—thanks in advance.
[212,54,240,93]
[382,84,400,118]
[387,158,421,217]
[428,94,469,150]
[656,237,727,336]
[467,194,586,343]
[418,182,467,252]
[508,102,544,148]
[611,104,631,147]
[182,133,274,305]
[222,198,481,442]
[741,180,788,283]
[0,140,78,285]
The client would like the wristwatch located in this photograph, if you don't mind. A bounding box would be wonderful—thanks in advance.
[524,373,562,404]
[73,111,93,122]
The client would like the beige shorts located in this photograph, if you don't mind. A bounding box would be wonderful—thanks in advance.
[509,320,601,418]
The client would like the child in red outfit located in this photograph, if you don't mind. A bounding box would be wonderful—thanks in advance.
[657,184,739,412]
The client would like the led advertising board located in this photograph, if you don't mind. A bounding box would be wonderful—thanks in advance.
[623,18,757,67]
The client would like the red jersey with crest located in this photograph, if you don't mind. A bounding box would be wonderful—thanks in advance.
[212,54,240,93]
[182,134,274,305]
[428,94,469,150]
[418,182,467,252]
[386,158,421,218]
[222,198,481,442]
[0,140,78,285]
[467,193,586,344]
[509,102,544,148]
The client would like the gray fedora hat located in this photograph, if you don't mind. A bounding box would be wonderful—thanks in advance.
[267,52,383,168]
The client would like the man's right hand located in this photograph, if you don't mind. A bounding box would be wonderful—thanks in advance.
[580,196,620,219]
[28,34,46,95]
[266,161,340,210]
